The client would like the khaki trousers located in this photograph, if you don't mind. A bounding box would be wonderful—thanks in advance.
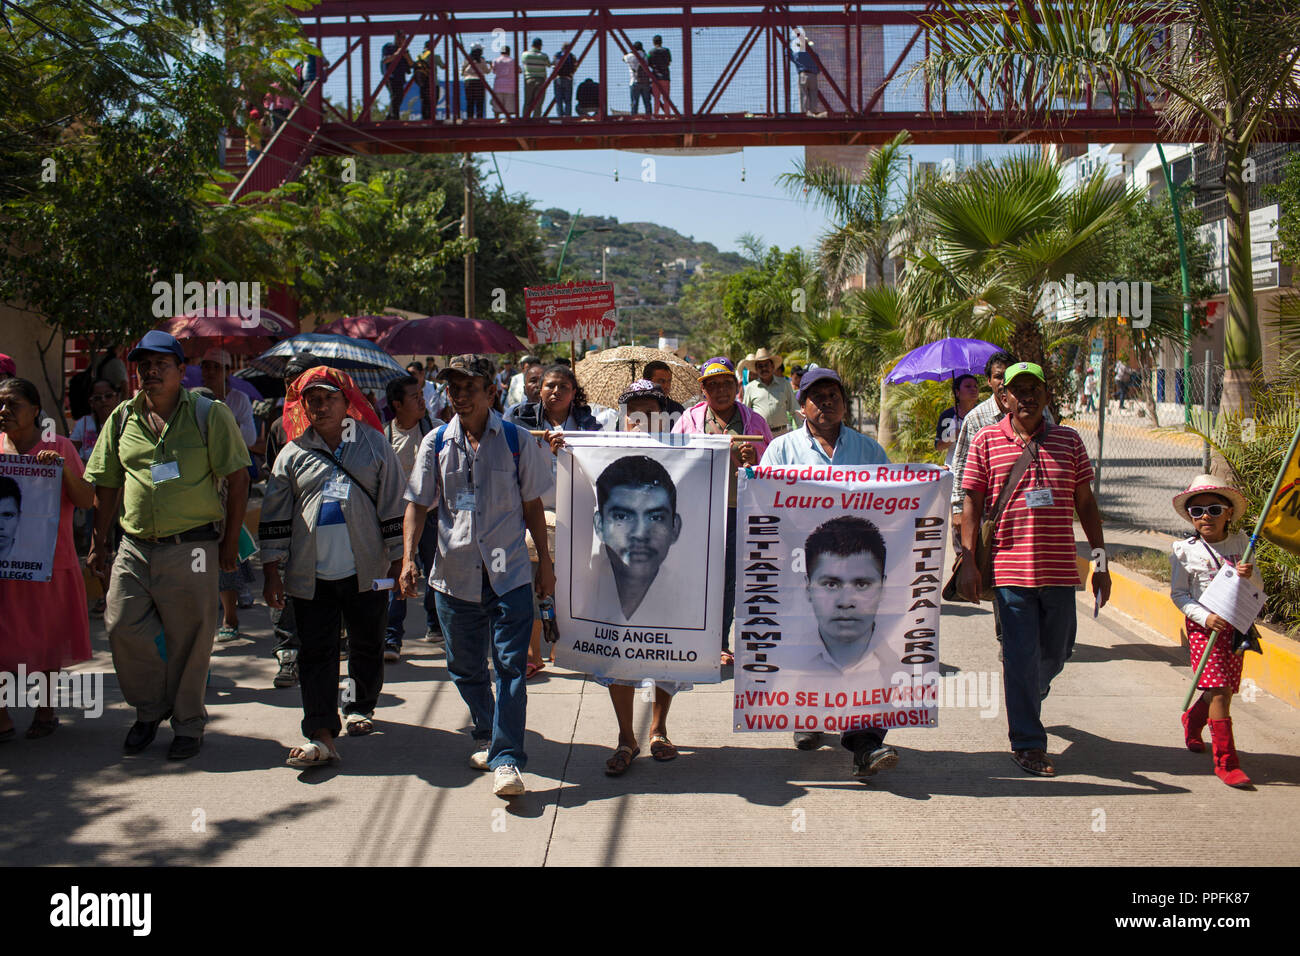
[105,536,219,736]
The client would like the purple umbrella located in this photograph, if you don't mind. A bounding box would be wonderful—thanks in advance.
[376,315,526,356]
[184,364,263,401]
[885,338,1001,385]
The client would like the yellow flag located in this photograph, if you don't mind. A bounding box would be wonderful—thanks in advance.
[1261,425,1300,556]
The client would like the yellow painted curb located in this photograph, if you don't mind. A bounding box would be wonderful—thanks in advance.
[1077,557,1300,710]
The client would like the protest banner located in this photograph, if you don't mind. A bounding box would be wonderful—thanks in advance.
[524,282,617,344]
[733,463,953,733]
[0,453,63,582]
[555,432,731,682]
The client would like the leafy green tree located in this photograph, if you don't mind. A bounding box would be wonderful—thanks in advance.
[918,0,1300,412]
[722,244,827,353]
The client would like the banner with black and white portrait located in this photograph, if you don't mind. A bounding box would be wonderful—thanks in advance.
[555,433,731,683]
[733,464,953,733]
[0,454,63,582]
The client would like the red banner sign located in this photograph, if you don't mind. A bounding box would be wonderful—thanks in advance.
[524,282,617,344]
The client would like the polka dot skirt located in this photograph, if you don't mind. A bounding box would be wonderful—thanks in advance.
[1186,618,1243,693]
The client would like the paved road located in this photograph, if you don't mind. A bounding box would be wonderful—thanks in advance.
[1065,411,1206,536]
[2,555,1297,867]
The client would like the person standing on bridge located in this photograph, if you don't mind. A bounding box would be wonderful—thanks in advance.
[623,42,652,115]
[648,35,672,115]
[461,45,490,119]
[492,45,517,119]
[382,32,414,121]
[554,43,577,117]
[789,30,824,117]
[521,38,550,118]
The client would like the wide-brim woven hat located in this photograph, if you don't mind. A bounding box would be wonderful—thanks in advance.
[1172,474,1248,523]
[739,347,782,372]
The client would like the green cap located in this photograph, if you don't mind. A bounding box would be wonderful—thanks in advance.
[1002,361,1045,387]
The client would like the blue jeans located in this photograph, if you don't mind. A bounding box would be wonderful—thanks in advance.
[994,586,1077,752]
[630,82,651,114]
[434,574,535,770]
[555,76,573,115]
[722,507,737,652]
[386,518,437,647]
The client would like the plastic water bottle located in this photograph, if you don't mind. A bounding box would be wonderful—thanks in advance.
[539,596,559,644]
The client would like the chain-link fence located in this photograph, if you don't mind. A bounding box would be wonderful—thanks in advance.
[1060,359,1219,536]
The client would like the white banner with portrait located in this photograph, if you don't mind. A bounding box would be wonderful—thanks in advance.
[0,453,63,582]
[555,433,731,683]
[733,463,953,732]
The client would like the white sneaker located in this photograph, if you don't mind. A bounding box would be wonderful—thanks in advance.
[469,743,491,771]
[493,763,525,797]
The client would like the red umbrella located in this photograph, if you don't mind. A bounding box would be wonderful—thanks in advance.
[314,314,405,341]
[155,307,297,356]
[376,315,526,356]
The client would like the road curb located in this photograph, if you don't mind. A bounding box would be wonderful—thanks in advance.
[1076,557,1300,710]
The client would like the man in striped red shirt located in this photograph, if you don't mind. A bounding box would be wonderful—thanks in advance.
[958,362,1110,777]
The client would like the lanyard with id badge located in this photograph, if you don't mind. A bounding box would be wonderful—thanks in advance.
[1021,426,1053,509]
[322,445,351,501]
[453,439,477,512]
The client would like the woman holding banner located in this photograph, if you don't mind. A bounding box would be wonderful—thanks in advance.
[0,378,95,741]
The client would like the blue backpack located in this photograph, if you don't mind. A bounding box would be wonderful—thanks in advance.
[433,419,522,480]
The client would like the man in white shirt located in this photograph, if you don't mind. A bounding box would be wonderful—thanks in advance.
[406,361,449,422]
[506,354,541,408]
[200,348,257,447]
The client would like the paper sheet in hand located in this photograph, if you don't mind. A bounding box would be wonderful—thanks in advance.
[1198,565,1267,635]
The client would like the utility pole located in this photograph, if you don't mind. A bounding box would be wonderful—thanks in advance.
[463,153,475,318]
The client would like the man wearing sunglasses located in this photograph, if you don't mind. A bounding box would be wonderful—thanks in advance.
[958,362,1109,778]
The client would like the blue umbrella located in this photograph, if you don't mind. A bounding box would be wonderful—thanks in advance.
[241,333,408,391]
[885,338,1001,385]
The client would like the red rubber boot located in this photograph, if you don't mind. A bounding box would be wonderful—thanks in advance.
[1182,693,1210,752]
[1208,718,1252,788]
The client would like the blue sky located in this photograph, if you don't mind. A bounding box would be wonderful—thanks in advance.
[491,144,1020,255]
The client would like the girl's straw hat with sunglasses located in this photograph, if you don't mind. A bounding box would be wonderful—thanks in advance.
[1172,474,1249,524]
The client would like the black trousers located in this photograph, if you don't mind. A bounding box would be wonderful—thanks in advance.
[292,576,388,739]
[842,730,886,753]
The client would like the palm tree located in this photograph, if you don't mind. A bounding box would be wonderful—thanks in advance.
[903,153,1145,416]
[916,0,1300,412]
[776,130,913,292]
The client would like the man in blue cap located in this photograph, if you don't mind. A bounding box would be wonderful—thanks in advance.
[759,367,901,780]
[85,330,251,760]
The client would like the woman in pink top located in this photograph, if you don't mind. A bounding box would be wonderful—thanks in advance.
[671,357,771,665]
[492,46,517,118]
[0,378,95,741]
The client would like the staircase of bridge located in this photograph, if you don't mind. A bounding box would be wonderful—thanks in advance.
[223,1,1273,199]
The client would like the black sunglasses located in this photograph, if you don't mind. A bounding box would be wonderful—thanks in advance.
[1187,504,1229,518]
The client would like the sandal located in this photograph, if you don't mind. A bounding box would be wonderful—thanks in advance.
[286,739,340,768]
[1011,749,1055,777]
[215,624,240,644]
[720,650,734,666]
[526,661,546,680]
[344,713,375,736]
[604,744,639,776]
[26,715,58,739]
[649,735,678,762]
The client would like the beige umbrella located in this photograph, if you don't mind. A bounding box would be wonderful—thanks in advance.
[575,345,702,408]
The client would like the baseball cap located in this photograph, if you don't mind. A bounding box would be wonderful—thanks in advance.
[284,351,323,378]
[300,379,341,393]
[0,353,15,377]
[618,379,667,408]
[201,347,233,367]
[796,367,847,404]
[1002,361,1045,387]
[437,354,496,383]
[127,330,185,364]
[698,357,736,382]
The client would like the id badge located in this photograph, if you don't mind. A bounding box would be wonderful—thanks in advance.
[1025,487,1054,508]
[454,489,477,512]
[323,476,351,501]
[150,459,181,484]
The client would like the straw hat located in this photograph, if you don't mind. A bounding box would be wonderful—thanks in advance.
[1173,474,1248,523]
[739,347,782,372]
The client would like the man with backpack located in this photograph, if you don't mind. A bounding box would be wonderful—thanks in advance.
[622,42,652,114]
[383,374,439,661]
[400,355,554,798]
[85,331,251,761]
[647,35,671,115]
